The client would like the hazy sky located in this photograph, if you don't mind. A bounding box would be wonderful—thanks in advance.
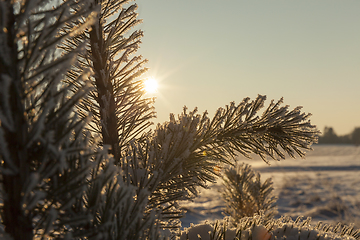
[136,0,360,135]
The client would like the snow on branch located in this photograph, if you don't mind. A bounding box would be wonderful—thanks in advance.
[195,95,320,163]
[63,0,154,162]
[221,163,277,226]
[181,215,360,240]
[117,96,318,231]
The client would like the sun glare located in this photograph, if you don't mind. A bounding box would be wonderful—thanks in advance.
[144,77,158,94]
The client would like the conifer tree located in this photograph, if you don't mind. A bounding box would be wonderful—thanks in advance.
[0,0,332,239]
[62,0,320,230]
[0,0,96,238]
[0,0,160,239]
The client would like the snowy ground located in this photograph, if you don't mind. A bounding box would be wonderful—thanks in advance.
[180,145,360,229]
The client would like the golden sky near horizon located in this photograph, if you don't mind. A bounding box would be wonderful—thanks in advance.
[137,0,360,135]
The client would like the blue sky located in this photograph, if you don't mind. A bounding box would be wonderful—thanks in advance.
[136,0,360,135]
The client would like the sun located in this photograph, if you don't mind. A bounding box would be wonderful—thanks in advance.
[144,77,158,94]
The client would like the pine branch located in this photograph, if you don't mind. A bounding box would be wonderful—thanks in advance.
[63,0,155,162]
[120,95,318,227]
[0,0,97,238]
[195,95,320,163]
[181,216,360,240]
[221,163,277,226]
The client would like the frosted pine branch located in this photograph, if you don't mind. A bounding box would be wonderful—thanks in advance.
[63,0,154,162]
[196,95,320,163]
[119,96,318,231]
[0,0,99,238]
[180,216,360,240]
[221,163,277,226]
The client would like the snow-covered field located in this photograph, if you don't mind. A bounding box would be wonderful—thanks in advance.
[180,145,360,229]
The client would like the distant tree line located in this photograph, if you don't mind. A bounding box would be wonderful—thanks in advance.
[318,127,360,145]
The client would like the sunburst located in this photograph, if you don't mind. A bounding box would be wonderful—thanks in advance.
[144,77,158,94]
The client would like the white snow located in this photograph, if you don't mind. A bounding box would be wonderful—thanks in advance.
[180,145,360,229]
